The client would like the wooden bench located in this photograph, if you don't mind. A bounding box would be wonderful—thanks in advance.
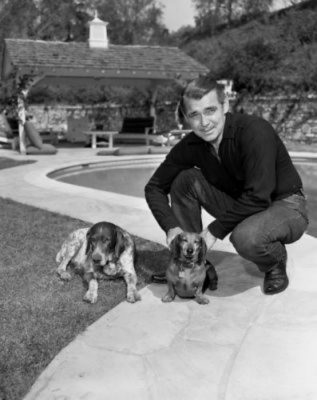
[113,117,156,145]
[84,131,119,149]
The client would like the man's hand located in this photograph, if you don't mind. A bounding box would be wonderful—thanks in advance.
[166,227,183,248]
[201,228,217,250]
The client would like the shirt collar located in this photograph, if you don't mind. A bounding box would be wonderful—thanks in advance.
[187,112,234,145]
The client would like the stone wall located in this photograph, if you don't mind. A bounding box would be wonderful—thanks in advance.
[27,93,317,142]
[27,103,177,135]
[235,94,317,142]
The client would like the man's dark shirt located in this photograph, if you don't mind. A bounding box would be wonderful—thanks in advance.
[144,112,303,239]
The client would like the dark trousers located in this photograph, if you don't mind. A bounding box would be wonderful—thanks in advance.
[170,168,309,272]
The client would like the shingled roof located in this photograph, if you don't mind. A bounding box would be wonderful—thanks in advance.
[1,38,208,85]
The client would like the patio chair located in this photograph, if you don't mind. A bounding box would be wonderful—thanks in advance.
[113,116,156,145]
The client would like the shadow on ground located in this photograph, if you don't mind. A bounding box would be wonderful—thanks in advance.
[141,248,263,300]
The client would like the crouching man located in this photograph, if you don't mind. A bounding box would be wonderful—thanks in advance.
[144,75,308,295]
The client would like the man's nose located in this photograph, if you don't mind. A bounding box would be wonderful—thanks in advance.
[200,113,209,127]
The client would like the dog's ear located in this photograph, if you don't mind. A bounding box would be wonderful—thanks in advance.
[197,236,207,264]
[85,229,92,255]
[114,229,126,259]
[170,234,181,259]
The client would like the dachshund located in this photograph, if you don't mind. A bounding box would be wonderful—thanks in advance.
[56,221,141,304]
[162,232,218,305]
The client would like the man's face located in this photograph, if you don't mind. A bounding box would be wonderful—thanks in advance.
[183,89,228,144]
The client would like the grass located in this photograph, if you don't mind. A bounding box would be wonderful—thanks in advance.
[0,198,169,400]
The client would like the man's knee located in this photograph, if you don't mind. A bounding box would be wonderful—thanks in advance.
[230,223,262,259]
[170,168,202,200]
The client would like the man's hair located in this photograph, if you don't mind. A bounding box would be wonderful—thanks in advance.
[176,75,226,126]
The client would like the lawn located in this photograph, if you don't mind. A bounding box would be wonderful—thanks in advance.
[0,197,169,400]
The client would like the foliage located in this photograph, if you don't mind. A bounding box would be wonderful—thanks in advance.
[0,0,166,46]
[182,4,317,93]
[0,0,93,44]
[191,0,273,34]
[96,0,168,44]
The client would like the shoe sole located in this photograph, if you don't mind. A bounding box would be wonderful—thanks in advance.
[263,277,289,295]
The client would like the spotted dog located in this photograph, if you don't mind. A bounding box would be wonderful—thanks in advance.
[162,232,218,305]
[56,221,141,304]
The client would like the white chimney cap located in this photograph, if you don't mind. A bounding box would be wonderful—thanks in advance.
[89,14,108,49]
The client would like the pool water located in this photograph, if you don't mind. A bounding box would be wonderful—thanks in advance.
[56,162,317,237]
[59,166,157,198]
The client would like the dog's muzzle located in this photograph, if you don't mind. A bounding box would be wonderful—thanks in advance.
[92,252,107,266]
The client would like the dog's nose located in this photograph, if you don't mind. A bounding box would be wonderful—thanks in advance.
[187,247,194,255]
[92,253,102,263]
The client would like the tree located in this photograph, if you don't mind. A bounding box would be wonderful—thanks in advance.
[0,0,167,47]
[191,0,273,34]
[183,4,317,94]
[0,0,98,44]
[96,0,166,44]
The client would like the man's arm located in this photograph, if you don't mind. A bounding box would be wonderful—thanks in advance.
[144,145,193,235]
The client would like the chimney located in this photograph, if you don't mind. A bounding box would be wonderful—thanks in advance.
[89,11,108,49]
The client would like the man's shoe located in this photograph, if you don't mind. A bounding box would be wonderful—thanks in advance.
[151,273,167,284]
[263,260,289,295]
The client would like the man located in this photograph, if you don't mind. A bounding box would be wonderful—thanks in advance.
[144,75,308,295]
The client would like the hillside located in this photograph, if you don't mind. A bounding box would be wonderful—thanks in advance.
[180,0,317,93]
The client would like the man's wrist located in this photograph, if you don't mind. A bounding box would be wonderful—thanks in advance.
[201,228,217,250]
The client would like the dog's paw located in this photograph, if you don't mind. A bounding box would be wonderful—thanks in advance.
[127,291,141,303]
[196,295,209,305]
[57,270,72,281]
[83,290,98,304]
[161,294,174,303]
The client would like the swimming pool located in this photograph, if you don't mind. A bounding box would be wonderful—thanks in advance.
[50,158,317,237]
[55,165,157,198]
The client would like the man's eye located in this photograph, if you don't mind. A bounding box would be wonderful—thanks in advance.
[205,108,216,115]
[188,112,198,119]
